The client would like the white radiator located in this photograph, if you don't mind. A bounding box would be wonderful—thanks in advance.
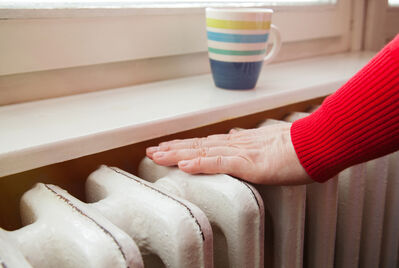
[1,110,398,268]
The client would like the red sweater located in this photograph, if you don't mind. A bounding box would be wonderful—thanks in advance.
[291,34,399,183]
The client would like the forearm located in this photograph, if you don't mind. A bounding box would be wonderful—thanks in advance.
[291,34,399,182]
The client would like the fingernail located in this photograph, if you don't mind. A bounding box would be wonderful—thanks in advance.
[178,160,190,167]
[146,146,160,154]
[229,127,243,134]
[153,152,165,158]
[159,144,169,151]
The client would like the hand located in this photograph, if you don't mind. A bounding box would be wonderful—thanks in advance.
[146,123,313,185]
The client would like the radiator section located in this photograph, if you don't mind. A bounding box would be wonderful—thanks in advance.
[1,183,143,268]
[380,152,399,268]
[138,158,264,268]
[360,157,389,268]
[284,112,339,268]
[335,164,367,267]
[86,165,213,268]
[0,231,32,268]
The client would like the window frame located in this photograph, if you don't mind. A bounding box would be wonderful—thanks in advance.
[0,0,352,76]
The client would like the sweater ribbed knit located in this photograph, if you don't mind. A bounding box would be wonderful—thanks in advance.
[291,34,399,183]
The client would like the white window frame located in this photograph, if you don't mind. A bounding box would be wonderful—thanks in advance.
[364,0,399,50]
[0,0,352,76]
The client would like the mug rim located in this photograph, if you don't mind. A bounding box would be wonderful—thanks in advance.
[205,7,274,13]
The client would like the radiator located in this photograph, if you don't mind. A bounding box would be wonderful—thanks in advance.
[1,109,398,268]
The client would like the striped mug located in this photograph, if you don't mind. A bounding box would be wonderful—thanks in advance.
[206,8,282,89]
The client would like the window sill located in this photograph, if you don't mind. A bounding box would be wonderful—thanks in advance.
[0,51,374,177]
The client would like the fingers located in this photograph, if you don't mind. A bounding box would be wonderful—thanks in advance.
[178,156,248,177]
[146,129,264,160]
[146,146,160,158]
[151,147,240,166]
[147,136,232,159]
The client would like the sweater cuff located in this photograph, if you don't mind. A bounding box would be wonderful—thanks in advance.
[290,107,342,183]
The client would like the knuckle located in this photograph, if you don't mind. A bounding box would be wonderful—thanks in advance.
[191,137,203,149]
[196,157,203,167]
[216,155,223,168]
[198,147,209,157]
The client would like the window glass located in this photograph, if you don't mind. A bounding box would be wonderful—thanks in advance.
[388,0,399,6]
[1,0,336,8]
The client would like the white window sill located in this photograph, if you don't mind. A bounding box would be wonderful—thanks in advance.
[0,51,374,177]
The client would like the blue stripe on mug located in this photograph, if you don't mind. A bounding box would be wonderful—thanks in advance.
[207,31,269,43]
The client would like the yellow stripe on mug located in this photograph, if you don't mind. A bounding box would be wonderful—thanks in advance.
[206,18,271,30]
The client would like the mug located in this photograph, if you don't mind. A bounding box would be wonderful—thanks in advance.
[206,8,282,90]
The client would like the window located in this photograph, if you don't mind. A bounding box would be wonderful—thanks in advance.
[0,0,350,76]
[2,0,336,8]
[388,0,399,6]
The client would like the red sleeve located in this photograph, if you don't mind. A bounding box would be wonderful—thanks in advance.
[290,34,399,183]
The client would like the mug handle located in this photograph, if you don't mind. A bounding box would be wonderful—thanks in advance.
[263,24,282,64]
